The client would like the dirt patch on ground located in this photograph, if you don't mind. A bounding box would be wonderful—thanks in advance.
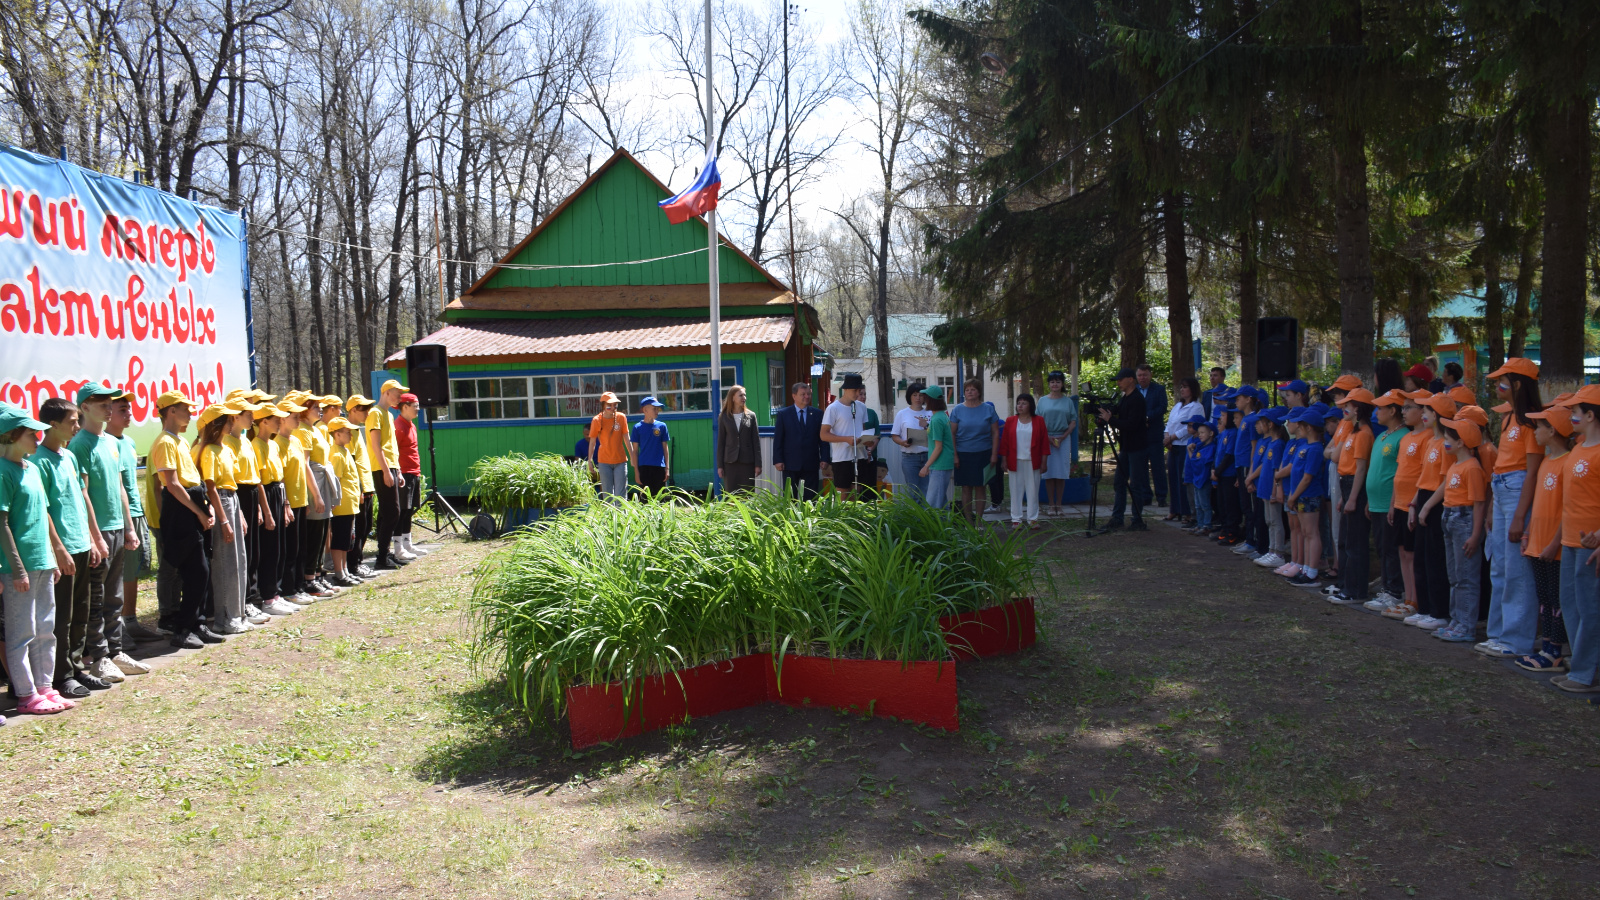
[0,522,1595,899]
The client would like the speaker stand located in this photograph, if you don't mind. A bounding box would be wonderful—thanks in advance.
[413,408,468,536]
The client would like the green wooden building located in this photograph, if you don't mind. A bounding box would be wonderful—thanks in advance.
[387,149,819,495]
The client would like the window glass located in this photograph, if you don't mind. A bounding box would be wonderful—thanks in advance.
[770,360,786,411]
[451,368,736,421]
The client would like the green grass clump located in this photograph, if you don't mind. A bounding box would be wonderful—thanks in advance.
[468,452,594,514]
[470,492,1048,723]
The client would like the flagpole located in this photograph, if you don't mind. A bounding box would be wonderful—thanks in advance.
[705,0,722,498]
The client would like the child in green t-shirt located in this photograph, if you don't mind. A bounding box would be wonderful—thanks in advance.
[2,403,76,715]
[32,397,110,698]
[920,387,955,509]
[1363,391,1409,613]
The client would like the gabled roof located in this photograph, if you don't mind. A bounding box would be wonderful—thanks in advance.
[384,315,794,367]
[857,314,950,358]
[448,148,791,316]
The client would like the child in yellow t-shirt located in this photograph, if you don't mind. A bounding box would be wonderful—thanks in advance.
[195,403,251,635]
[325,418,364,587]
[250,404,297,615]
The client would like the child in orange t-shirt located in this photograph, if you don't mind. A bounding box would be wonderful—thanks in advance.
[1407,393,1456,630]
[1550,389,1600,693]
[1517,409,1572,671]
[1431,418,1488,642]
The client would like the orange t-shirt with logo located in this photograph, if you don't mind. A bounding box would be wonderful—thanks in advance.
[1392,430,1431,509]
[1337,428,1373,477]
[588,412,630,465]
[1493,417,1541,475]
[1416,435,1448,493]
[1523,453,1565,558]
[1560,442,1600,548]
[1442,458,1487,507]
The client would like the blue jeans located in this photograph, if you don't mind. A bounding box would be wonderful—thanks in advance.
[900,452,929,502]
[598,462,628,499]
[1192,481,1213,530]
[926,468,953,509]
[1442,507,1481,632]
[1560,546,1600,687]
[1486,470,1537,653]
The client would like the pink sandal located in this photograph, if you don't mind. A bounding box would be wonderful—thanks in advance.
[42,688,77,709]
[17,693,65,715]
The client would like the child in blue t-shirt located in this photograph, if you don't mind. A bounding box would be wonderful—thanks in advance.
[1184,418,1216,533]
[1252,410,1291,568]
[1285,407,1328,588]
[629,397,671,498]
[1214,408,1243,544]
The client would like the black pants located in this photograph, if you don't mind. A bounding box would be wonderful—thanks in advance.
[1110,447,1149,523]
[1337,475,1371,599]
[161,488,212,634]
[375,468,402,562]
[238,483,261,604]
[1238,475,1255,543]
[987,463,1004,506]
[300,515,328,579]
[1251,495,1269,551]
[1216,472,1239,536]
[1369,508,1404,598]
[1165,447,1188,516]
[400,473,421,534]
[1531,557,1568,646]
[279,507,305,597]
[637,465,667,498]
[258,483,285,601]
[784,469,820,500]
[352,492,373,568]
[1146,432,1166,503]
[1413,491,1450,619]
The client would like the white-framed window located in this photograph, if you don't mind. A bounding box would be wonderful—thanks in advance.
[769,359,787,411]
[937,376,956,391]
[449,366,736,422]
[449,376,528,421]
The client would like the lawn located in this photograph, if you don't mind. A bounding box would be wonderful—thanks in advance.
[1,516,1596,899]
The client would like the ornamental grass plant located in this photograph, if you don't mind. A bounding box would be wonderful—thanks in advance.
[470,491,1047,723]
[467,452,594,514]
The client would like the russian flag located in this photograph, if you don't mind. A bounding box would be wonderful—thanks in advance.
[659,152,722,224]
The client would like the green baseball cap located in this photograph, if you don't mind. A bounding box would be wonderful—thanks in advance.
[923,385,944,401]
[75,382,132,405]
[0,404,47,433]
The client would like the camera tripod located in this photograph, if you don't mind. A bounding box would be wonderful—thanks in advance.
[1083,418,1120,538]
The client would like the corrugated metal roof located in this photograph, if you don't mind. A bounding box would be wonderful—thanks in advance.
[858,313,950,358]
[385,315,793,365]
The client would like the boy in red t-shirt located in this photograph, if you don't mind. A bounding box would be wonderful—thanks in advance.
[1432,417,1488,642]
[394,394,428,558]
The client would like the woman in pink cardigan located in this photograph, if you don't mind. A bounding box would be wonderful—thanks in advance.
[999,394,1052,529]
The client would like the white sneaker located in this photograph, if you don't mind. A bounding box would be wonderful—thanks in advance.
[1363,596,1397,611]
[262,598,299,616]
[1253,552,1285,569]
[403,536,431,555]
[92,656,126,683]
[1231,542,1255,555]
[1413,615,1448,630]
[288,592,317,606]
[1320,584,1342,596]
[1371,591,1403,607]
[394,548,418,562]
[213,618,251,635]
[111,652,151,675]
[245,607,272,625]
[1402,612,1427,625]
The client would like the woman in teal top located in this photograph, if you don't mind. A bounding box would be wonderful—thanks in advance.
[920,387,956,509]
[2,403,75,714]
[1036,372,1078,515]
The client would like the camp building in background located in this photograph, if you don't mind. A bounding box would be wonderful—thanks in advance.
[388,148,820,494]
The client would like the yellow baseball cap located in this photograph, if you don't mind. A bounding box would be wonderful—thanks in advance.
[252,404,289,420]
[326,416,353,433]
[345,394,375,410]
[155,389,197,411]
[380,378,407,394]
[247,389,277,403]
[197,402,245,429]
[277,398,309,414]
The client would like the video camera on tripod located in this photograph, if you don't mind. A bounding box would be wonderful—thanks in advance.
[1080,390,1120,537]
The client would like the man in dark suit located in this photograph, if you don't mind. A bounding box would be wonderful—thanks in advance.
[1096,368,1150,531]
[1136,364,1168,507]
[772,382,826,500]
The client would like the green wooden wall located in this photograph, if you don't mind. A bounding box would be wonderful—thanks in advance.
[421,350,782,496]
[483,158,772,291]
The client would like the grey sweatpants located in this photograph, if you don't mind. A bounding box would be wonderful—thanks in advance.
[210,491,247,625]
[5,570,58,697]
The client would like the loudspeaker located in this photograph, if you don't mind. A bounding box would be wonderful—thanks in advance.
[1256,317,1299,382]
[405,343,450,407]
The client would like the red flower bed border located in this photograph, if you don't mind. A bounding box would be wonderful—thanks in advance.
[565,597,1035,749]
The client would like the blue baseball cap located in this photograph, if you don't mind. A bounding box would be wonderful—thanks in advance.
[1286,407,1316,424]
[1183,415,1207,426]
[1320,404,1343,420]
[1246,385,1269,402]
[639,396,665,408]
[1277,379,1310,395]
[1214,387,1236,400]
[1264,406,1289,423]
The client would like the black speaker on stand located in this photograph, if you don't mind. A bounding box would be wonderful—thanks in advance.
[1256,318,1299,404]
[404,343,467,536]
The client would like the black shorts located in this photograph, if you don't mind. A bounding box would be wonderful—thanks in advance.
[1393,501,1418,551]
[401,473,422,511]
[638,465,667,491]
[330,514,356,551]
[830,460,859,494]
[954,451,989,487]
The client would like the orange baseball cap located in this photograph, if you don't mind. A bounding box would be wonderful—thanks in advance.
[1335,388,1376,405]
[1553,385,1600,407]
[1487,358,1539,380]
[1440,417,1483,449]
[1491,401,1512,413]
[1400,389,1434,400]
[1417,394,1458,418]
[1446,385,1475,405]
[1527,408,1575,437]
[1454,405,1489,426]
[1372,389,1406,407]
[1331,374,1364,391]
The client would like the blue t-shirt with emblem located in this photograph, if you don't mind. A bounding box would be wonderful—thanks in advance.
[630,419,670,468]
[1289,440,1328,499]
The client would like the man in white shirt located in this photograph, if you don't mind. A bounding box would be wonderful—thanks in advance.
[821,373,871,499]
